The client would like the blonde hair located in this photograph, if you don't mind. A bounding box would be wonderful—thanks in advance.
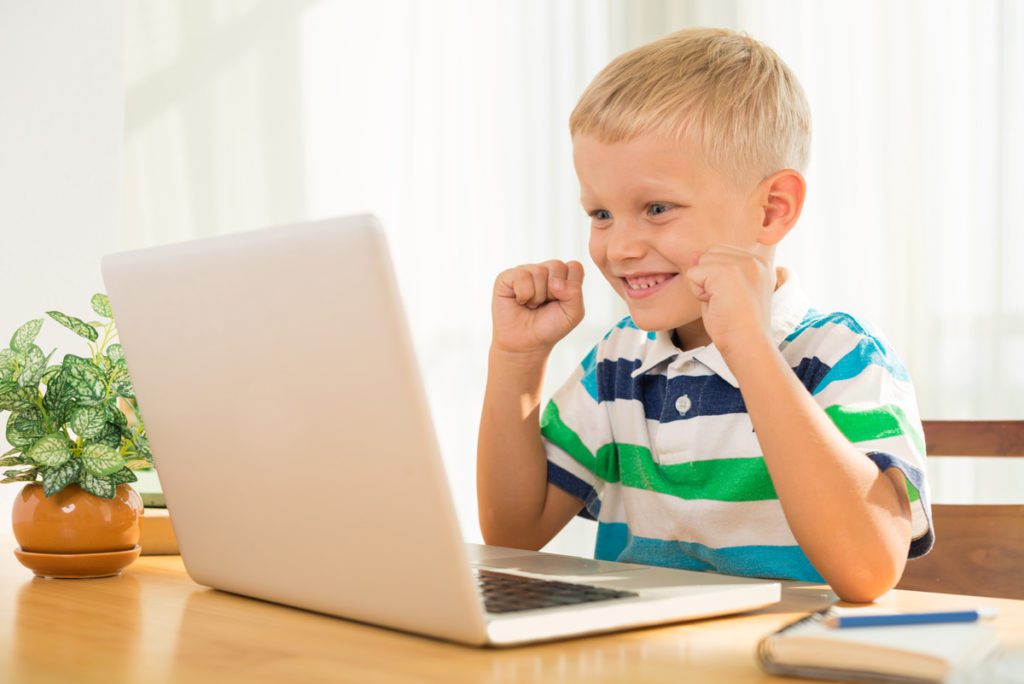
[570,27,811,185]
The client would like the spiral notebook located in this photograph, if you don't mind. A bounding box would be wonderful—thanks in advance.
[757,606,1000,683]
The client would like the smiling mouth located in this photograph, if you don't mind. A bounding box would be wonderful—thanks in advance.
[622,273,676,290]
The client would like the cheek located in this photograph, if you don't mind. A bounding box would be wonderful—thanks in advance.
[659,230,701,265]
[588,234,605,267]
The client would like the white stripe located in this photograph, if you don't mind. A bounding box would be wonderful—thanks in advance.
[781,319,863,368]
[599,393,763,465]
[647,413,761,465]
[812,363,919,416]
[545,443,600,489]
[597,485,800,549]
[549,372,613,457]
[604,325,655,362]
[911,501,930,540]
[590,397,648,450]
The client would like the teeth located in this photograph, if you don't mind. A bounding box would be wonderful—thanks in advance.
[625,274,671,290]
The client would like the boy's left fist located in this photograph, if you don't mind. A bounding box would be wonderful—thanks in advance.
[684,245,775,357]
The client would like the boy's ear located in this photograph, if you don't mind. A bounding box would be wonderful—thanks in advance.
[755,169,806,246]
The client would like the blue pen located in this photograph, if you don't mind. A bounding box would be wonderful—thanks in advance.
[827,608,998,629]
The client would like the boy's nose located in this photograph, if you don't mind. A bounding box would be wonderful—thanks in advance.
[605,221,647,261]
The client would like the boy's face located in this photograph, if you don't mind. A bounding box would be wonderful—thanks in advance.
[573,133,766,337]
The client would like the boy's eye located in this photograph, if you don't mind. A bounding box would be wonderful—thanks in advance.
[589,209,612,221]
[647,203,672,216]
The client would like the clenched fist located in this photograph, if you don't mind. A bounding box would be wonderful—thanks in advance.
[491,260,585,355]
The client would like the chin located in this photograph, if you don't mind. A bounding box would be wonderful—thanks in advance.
[626,308,695,333]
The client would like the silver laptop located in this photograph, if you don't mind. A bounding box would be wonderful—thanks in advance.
[101,214,780,647]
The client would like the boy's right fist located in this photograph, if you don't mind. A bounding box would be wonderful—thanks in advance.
[492,260,585,355]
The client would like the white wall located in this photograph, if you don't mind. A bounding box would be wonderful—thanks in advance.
[0,1,125,540]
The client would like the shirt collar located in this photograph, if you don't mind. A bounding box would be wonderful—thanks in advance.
[629,268,811,388]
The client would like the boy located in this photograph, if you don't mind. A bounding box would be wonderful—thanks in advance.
[477,27,932,603]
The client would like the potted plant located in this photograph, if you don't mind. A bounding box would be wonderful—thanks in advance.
[0,293,153,578]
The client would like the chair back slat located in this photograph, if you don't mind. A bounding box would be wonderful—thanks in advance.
[922,420,1024,457]
[895,420,1024,599]
[896,504,1024,599]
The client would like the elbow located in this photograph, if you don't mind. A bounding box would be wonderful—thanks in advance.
[828,557,905,604]
[480,527,541,551]
[479,512,542,551]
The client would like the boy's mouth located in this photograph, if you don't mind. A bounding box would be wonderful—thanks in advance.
[621,273,676,299]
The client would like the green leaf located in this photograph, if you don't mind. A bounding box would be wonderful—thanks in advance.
[13,387,40,412]
[16,345,46,388]
[70,406,107,439]
[61,355,106,405]
[2,447,21,457]
[1,468,36,483]
[0,380,38,412]
[106,344,124,364]
[125,458,153,470]
[108,361,135,399]
[135,433,152,459]
[94,423,123,449]
[10,319,43,353]
[40,364,62,385]
[46,311,98,342]
[106,401,128,427]
[6,411,45,449]
[108,467,137,485]
[0,349,17,381]
[78,470,115,498]
[91,293,113,319]
[0,455,25,467]
[81,442,124,477]
[41,371,73,426]
[41,459,81,496]
[27,433,73,467]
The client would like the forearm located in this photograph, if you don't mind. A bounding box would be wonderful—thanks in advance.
[477,347,552,546]
[725,338,911,602]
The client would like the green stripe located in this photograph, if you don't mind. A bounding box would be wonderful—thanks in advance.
[907,481,920,502]
[825,404,925,457]
[540,400,599,472]
[541,401,778,502]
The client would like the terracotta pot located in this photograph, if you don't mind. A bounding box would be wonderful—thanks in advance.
[12,483,143,554]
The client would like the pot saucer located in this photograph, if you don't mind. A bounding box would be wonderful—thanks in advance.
[13,546,141,579]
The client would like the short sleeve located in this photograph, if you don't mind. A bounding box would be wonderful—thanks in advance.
[540,344,611,520]
[807,330,934,557]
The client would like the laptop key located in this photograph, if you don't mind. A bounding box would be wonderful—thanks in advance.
[476,569,638,614]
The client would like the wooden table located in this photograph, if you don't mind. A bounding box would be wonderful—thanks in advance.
[2,552,1022,684]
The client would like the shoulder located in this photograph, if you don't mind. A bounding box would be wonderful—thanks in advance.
[781,308,911,394]
[596,315,657,361]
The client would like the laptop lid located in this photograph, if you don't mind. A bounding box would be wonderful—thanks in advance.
[102,214,490,644]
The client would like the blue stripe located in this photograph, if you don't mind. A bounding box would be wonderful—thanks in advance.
[580,345,599,401]
[813,338,910,395]
[793,356,832,394]
[595,522,825,582]
[785,310,872,344]
[547,461,600,520]
[595,358,746,422]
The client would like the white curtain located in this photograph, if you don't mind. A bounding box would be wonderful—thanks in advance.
[124,0,1023,557]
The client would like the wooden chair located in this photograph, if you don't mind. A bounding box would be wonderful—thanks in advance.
[895,420,1024,599]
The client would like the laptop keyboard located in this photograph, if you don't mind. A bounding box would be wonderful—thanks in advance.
[476,569,638,614]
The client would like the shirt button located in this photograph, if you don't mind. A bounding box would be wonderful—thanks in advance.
[675,395,692,416]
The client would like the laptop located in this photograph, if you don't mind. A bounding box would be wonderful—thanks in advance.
[101,214,781,647]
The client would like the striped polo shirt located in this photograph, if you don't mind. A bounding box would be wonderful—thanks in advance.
[541,272,933,583]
